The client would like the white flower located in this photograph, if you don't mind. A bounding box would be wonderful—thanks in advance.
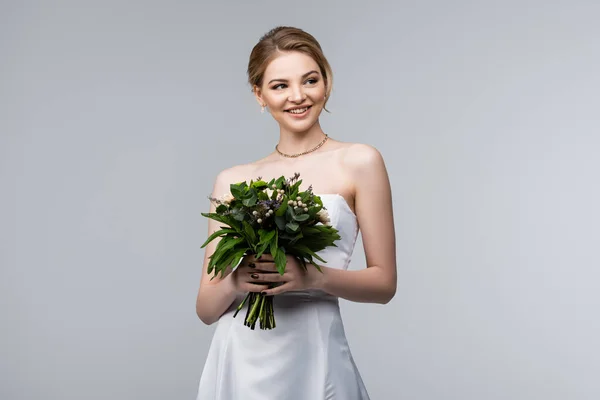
[220,193,234,205]
[317,209,331,225]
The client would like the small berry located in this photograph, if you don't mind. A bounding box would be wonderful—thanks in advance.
[304,207,308,212]
[257,218,263,223]
[296,196,301,201]
[252,211,258,216]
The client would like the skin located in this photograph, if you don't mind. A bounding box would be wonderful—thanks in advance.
[196,51,397,325]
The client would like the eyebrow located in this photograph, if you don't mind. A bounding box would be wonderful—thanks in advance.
[268,70,319,84]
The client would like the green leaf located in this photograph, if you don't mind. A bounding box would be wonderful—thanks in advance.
[293,244,327,263]
[230,248,248,271]
[251,180,268,190]
[274,246,287,275]
[200,228,237,248]
[257,191,269,201]
[286,205,295,220]
[274,176,285,188]
[269,230,279,259]
[216,204,228,213]
[242,190,258,207]
[242,221,257,244]
[293,213,309,222]
[274,215,286,231]
[278,233,296,241]
[259,229,276,245]
[214,247,249,278]
[289,232,303,246]
[201,212,230,225]
[217,236,247,254]
[301,226,322,235]
[256,241,269,258]
[286,222,299,232]
[230,184,243,199]
[294,179,302,191]
[275,199,288,216]
[231,206,245,222]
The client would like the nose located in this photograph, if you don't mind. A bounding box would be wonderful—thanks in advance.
[288,85,306,103]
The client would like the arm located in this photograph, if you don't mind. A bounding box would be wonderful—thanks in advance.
[258,144,397,303]
[194,167,275,325]
[316,144,397,303]
[195,168,238,325]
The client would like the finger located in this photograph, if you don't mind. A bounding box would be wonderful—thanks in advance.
[256,254,274,261]
[242,254,269,265]
[237,265,265,273]
[261,282,294,296]
[248,272,287,283]
[243,282,270,293]
[253,262,278,272]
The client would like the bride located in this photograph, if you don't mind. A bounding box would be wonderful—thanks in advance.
[196,26,397,400]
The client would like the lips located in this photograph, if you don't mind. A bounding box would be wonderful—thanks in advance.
[285,105,312,114]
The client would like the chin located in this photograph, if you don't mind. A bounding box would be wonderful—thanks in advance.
[284,120,318,134]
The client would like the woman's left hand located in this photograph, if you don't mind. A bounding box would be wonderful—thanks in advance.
[249,254,324,296]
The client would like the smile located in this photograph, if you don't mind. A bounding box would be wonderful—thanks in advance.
[285,105,312,116]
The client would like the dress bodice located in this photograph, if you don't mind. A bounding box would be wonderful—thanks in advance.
[313,193,359,271]
[196,194,371,400]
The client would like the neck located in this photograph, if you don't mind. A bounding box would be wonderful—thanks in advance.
[276,121,327,156]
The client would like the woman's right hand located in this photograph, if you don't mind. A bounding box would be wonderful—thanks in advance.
[230,254,278,294]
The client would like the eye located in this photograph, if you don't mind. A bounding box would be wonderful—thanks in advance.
[305,77,319,85]
[272,83,286,90]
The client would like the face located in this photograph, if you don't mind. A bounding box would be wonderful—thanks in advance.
[254,51,327,134]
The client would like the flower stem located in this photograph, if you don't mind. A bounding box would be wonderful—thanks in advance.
[233,292,250,318]
[246,292,262,330]
[232,290,277,330]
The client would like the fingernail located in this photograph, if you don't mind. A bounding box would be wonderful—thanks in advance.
[250,273,259,279]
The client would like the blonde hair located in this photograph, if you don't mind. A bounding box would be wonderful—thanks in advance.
[247,26,333,110]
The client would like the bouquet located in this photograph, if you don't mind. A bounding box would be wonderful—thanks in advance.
[200,172,340,330]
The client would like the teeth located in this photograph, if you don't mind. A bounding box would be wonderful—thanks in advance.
[288,107,308,114]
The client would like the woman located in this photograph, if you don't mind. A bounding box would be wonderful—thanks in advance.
[196,26,396,400]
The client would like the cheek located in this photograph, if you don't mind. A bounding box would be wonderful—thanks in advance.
[310,86,326,100]
[264,94,287,110]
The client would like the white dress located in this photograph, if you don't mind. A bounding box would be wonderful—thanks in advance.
[196,194,370,400]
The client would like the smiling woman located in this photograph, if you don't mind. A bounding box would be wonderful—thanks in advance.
[195,26,396,400]
[251,44,331,138]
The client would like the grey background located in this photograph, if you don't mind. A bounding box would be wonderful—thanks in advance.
[1,1,599,399]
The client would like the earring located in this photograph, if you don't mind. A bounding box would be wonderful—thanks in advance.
[261,105,265,114]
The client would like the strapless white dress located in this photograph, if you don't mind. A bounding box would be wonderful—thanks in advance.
[196,194,370,400]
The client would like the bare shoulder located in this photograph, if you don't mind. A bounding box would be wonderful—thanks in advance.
[211,163,256,196]
[339,142,386,172]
